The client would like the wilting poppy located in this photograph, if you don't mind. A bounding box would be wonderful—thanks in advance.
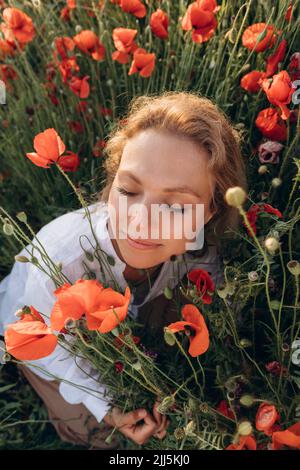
[226,435,257,450]
[128,48,155,77]
[257,140,283,164]
[244,202,282,236]
[242,23,277,52]
[260,70,296,120]
[265,40,287,78]
[166,304,209,357]
[182,1,218,43]
[4,306,58,360]
[150,9,169,40]
[272,422,300,450]
[1,7,35,45]
[255,403,281,435]
[187,268,215,304]
[216,400,235,420]
[255,107,287,142]
[26,128,66,168]
[50,279,131,333]
[68,75,90,98]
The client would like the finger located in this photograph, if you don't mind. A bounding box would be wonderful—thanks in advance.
[121,416,158,445]
[154,413,167,433]
[154,419,170,439]
[118,408,148,426]
[153,402,163,426]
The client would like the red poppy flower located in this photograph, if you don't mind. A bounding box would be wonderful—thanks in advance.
[128,48,156,77]
[265,40,287,78]
[240,70,266,93]
[50,279,131,333]
[244,203,282,236]
[0,38,15,58]
[260,70,296,120]
[1,7,35,45]
[272,422,300,450]
[58,151,80,172]
[150,9,169,40]
[182,1,218,43]
[119,0,146,18]
[4,306,57,360]
[285,3,293,22]
[216,400,235,420]
[58,57,80,83]
[112,27,138,53]
[54,36,75,61]
[114,361,124,373]
[187,268,215,304]
[0,64,17,84]
[226,435,257,450]
[68,120,84,134]
[73,30,106,61]
[92,139,106,157]
[289,52,300,81]
[255,403,281,435]
[255,107,287,142]
[26,128,66,168]
[166,304,209,357]
[68,75,90,98]
[242,23,277,52]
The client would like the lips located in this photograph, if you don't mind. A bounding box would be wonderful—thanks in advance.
[127,235,162,250]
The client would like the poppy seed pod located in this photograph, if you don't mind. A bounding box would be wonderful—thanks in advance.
[287,260,300,276]
[225,187,247,208]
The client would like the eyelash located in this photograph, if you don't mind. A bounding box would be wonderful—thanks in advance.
[116,186,186,213]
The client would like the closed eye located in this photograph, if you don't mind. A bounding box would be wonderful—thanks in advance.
[116,186,186,213]
[116,186,136,197]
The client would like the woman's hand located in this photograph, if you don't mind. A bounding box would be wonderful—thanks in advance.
[103,402,169,445]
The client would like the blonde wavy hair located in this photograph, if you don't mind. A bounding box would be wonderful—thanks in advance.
[96,91,248,257]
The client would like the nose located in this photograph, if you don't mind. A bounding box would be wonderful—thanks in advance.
[128,201,160,240]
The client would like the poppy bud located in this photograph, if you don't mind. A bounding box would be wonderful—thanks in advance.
[14,255,30,263]
[240,395,256,407]
[240,338,252,348]
[238,421,253,436]
[163,286,173,299]
[264,237,280,253]
[132,361,142,371]
[185,420,196,436]
[258,165,268,174]
[157,395,175,414]
[248,271,259,281]
[271,177,282,187]
[225,187,247,208]
[164,328,176,346]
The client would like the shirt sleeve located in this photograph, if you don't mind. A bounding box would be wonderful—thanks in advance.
[0,245,112,423]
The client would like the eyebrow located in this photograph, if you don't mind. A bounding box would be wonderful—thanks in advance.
[118,170,202,198]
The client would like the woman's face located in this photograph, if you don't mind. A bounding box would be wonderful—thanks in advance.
[107,128,216,269]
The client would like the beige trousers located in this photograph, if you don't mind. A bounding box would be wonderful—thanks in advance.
[17,364,121,450]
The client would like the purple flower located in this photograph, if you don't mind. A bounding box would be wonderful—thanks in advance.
[258,140,283,164]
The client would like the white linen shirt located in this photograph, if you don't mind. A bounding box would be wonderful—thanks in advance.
[0,200,223,423]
